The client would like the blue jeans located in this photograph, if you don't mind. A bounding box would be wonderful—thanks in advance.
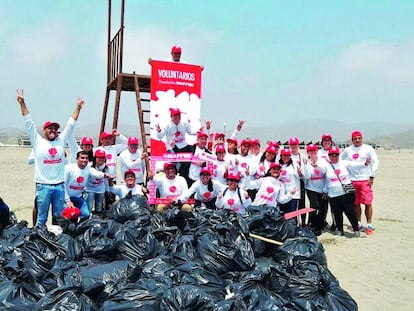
[86,192,105,212]
[70,196,90,219]
[35,183,65,226]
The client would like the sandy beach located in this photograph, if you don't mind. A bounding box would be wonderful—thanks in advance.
[1,146,413,310]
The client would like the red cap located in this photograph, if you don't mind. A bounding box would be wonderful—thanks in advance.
[215,144,226,153]
[94,149,106,158]
[171,45,182,53]
[226,138,238,145]
[249,139,260,146]
[163,162,175,171]
[226,172,241,181]
[321,133,332,141]
[267,140,279,147]
[43,121,60,130]
[240,139,250,147]
[265,146,278,154]
[280,149,291,156]
[352,131,362,138]
[100,132,112,139]
[269,162,282,169]
[81,136,93,145]
[214,132,225,140]
[169,107,181,116]
[62,207,80,221]
[124,169,136,178]
[289,137,299,145]
[197,131,208,139]
[328,146,341,155]
[128,136,139,145]
[200,167,211,175]
[306,144,318,152]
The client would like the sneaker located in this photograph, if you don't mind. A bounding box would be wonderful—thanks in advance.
[367,224,375,230]
[366,228,374,235]
[334,230,344,236]
[354,231,361,238]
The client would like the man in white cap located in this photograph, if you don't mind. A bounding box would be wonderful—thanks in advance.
[16,89,84,227]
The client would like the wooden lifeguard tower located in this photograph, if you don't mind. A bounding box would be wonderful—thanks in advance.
[99,0,151,162]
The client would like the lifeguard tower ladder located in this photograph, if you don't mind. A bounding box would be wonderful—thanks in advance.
[99,0,151,173]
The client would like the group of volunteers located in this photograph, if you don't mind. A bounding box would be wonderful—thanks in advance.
[13,45,379,238]
[152,109,379,238]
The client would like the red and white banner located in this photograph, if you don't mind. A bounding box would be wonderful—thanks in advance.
[149,60,203,204]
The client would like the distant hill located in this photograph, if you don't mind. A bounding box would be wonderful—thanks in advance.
[1,120,414,149]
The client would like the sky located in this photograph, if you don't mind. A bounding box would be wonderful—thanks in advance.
[1,0,414,136]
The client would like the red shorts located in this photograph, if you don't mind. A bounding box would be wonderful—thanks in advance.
[352,180,373,205]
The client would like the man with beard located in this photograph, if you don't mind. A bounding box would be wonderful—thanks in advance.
[16,89,84,227]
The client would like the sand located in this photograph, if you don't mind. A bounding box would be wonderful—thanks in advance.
[1,146,413,310]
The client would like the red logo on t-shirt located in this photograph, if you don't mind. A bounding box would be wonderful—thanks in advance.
[107,154,113,160]
[266,187,274,194]
[227,198,234,206]
[48,148,57,157]
[352,153,359,159]
[169,185,177,193]
[203,192,211,199]
[335,169,341,175]
[314,169,320,175]
[76,176,84,184]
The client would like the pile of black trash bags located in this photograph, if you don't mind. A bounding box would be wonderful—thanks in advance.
[0,194,358,310]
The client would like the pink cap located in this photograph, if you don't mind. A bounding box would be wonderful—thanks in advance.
[197,131,208,139]
[289,137,299,145]
[43,121,60,130]
[249,138,260,146]
[226,172,241,181]
[169,108,181,116]
[269,162,282,169]
[81,137,93,145]
[240,139,250,146]
[226,138,238,145]
[124,169,136,178]
[163,162,175,170]
[352,131,362,138]
[267,140,280,147]
[128,136,139,145]
[100,132,112,139]
[94,149,106,158]
[266,146,278,154]
[306,144,318,152]
[200,167,211,175]
[215,144,226,153]
[214,132,225,140]
[280,149,291,156]
[171,45,182,53]
[321,133,332,141]
[328,146,341,155]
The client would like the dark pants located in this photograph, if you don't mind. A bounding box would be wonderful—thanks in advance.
[329,193,359,234]
[298,179,306,225]
[306,189,328,231]
[173,145,193,187]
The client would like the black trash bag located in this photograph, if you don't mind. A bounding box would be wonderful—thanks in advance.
[0,280,38,310]
[0,221,31,248]
[109,194,150,223]
[295,226,317,239]
[34,284,99,311]
[21,238,58,282]
[272,237,327,267]
[214,296,248,311]
[160,284,215,311]
[54,216,78,236]
[76,223,117,261]
[170,233,197,265]
[234,269,292,311]
[167,262,225,299]
[101,282,162,311]
[40,257,79,293]
[55,233,83,261]
[131,256,174,282]
[163,207,198,232]
[268,260,358,311]
[247,205,296,246]
[196,223,255,276]
[0,241,21,277]
[115,227,166,262]
[75,217,123,238]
